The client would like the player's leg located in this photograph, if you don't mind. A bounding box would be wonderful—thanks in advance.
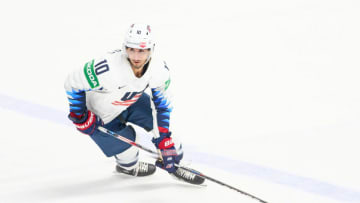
[118,93,153,132]
[89,118,155,176]
[119,93,184,154]
[117,93,204,184]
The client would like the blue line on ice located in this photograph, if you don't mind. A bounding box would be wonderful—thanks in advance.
[1,93,359,202]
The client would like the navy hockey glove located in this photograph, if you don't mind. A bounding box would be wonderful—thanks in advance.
[152,133,181,173]
[68,110,103,136]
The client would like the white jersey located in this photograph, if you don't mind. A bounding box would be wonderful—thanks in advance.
[64,50,172,126]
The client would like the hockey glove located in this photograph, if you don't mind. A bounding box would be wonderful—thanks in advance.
[152,133,181,173]
[68,110,103,136]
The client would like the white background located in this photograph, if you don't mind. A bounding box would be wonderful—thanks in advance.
[0,0,359,202]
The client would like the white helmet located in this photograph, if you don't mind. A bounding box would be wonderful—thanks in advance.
[123,23,155,52]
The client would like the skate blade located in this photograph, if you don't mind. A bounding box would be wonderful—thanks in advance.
[170,174,207,187]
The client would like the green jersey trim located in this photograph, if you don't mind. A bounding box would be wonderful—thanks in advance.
[165,79,171,90]
[83,60,100,88]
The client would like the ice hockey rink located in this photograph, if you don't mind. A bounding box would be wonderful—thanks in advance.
[0,0,360,202]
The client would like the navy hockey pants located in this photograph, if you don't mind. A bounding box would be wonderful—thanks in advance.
[89,93,153,157]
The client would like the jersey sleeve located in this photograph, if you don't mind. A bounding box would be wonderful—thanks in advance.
[64,59,104,115]
[150,62,173,136]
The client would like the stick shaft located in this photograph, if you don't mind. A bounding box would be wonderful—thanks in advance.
[98,126,158,155]
[179,166,268,203]
[97,126,268,203]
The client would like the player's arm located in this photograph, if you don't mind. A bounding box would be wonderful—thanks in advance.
[151,79,172,140]
[150,62,182,173]
[64,59,105,135]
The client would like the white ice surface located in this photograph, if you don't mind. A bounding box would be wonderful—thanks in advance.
[0,0,360,202]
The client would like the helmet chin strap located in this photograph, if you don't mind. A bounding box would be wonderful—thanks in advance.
[143,44,154,64]
[144,52,152,64]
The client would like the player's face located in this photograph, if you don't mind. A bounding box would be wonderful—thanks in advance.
[126,47,151,69]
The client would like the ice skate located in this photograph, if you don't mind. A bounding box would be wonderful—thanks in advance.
[116,161,156,177]
[171,167,205,185]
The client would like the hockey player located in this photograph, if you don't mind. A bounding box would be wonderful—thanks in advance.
[64,23,204,185]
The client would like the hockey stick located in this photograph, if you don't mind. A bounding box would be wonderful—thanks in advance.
[98,126,159,156]
[98,126,269,203]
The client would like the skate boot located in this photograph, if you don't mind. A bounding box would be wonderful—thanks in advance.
[171,167,205,185]
[116,161,156,177]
